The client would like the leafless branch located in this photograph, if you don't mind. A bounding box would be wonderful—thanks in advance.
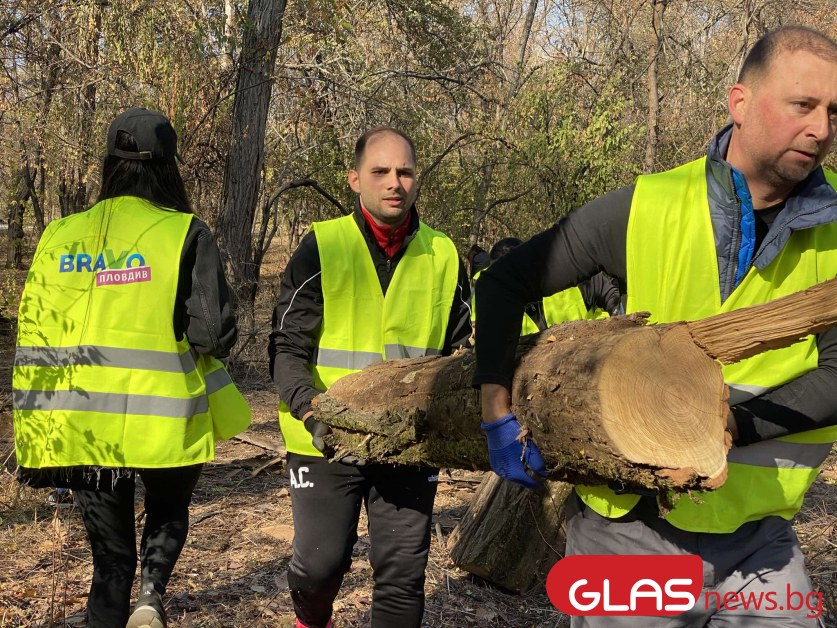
[417,133,474,191]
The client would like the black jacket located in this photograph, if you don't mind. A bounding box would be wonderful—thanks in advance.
[269,203,473,420]
[523,273,621,330]
[176,218,238,356]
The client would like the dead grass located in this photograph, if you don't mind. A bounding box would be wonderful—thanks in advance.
[0,399,570,628]
[1,235,835,627]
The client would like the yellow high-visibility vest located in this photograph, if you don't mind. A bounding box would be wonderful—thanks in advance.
[13,196,250,469]
[520,287,601,335]
[473,271,602,335]
[279,214,460,456]
[577,160,837,532]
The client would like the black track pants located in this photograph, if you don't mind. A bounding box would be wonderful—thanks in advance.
[73,464,203,627]
[287,453,438,628]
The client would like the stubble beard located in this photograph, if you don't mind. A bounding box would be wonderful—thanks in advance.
[760,151,821,194]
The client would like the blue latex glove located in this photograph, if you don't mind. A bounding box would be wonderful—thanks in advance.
[480,413,548,489]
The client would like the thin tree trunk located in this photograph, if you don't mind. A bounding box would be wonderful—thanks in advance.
[735,0,753,80]
[6,169,30,269]
[643,0,665,173]
[469,0,539,245]
[217,0,286,315]
[222,0,238,71]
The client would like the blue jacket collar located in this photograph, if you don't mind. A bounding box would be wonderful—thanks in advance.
[706,124,837,271]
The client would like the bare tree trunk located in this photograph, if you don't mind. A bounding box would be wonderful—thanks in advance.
[469,0,539,245]
[217,0,286,315]
[28,40,61,234]
[735,0,760,80]
[6,169,30,269]
[56,4,101,217]
[643,0,665,173]
[222,0,238,72]
[15,126,43,235]
[75,4,101,214]
[6,200,25,269]
[448,475,571,593]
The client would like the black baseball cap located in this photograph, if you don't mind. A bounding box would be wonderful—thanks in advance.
[106,108,181,162]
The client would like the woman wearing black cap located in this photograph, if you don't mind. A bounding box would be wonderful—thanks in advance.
[12,108,250,628]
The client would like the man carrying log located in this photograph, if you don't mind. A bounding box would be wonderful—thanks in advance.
[475,26,837,627]
[268,127,472,628]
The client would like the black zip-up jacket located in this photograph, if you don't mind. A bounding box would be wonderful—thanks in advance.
[176,218,238,355]
[474,125,837,446]
[269,203,473,420]
[523,273,621,331]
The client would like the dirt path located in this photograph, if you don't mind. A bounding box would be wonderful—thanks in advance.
[0,316,566,627]
[1,313,834,626]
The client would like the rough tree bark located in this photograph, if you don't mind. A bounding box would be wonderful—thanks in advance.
[217,0,286,313]
[313,277,837,493]
[6,168,31,269]
[447,474,572,593]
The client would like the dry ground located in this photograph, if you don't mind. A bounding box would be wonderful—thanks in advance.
[1,237,835,627]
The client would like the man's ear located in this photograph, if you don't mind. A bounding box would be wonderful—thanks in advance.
[348,169,360,194]
[728,83,748,125]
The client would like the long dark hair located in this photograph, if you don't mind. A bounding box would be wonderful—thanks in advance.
[97,131,192,214]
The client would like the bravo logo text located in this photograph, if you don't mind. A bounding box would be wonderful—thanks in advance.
[546,555,702,616]
[59,248,152,287]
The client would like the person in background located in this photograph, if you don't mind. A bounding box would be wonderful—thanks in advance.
[269,127,472,628]
[483,237,620,336]
[13,108,250,628]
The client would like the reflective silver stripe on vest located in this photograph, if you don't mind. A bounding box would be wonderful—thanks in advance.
[726,383,771,405]
[316,348,383,370]
[384,345,441,360]
[727,439,833,469]
[204,366,233,394]
[13,389,208,419]
[316,346,441,369]
[14,345,197,374]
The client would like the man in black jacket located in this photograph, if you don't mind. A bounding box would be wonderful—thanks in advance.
[269,127,472,628]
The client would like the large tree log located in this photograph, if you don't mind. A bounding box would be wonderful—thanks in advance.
[314,277,837,493]
[447,474,571,593]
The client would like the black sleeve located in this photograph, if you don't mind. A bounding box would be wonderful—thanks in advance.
[443,258,473,353]
[473,186,633,388]
[579,273,622,314]
[267,232,323,420]
[732,326,837,444]
[175,218,238,357]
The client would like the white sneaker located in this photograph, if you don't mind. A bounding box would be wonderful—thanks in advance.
[126,604,166,628]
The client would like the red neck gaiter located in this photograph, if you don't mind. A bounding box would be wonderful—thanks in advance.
[361,205,410,259]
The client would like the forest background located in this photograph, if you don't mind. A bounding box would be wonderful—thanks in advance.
[2,0,836,323]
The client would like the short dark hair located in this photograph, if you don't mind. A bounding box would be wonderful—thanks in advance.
[489,237,523,261]
[354,127,417,168]
[98,130,192,214]
[738,26,837,85]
